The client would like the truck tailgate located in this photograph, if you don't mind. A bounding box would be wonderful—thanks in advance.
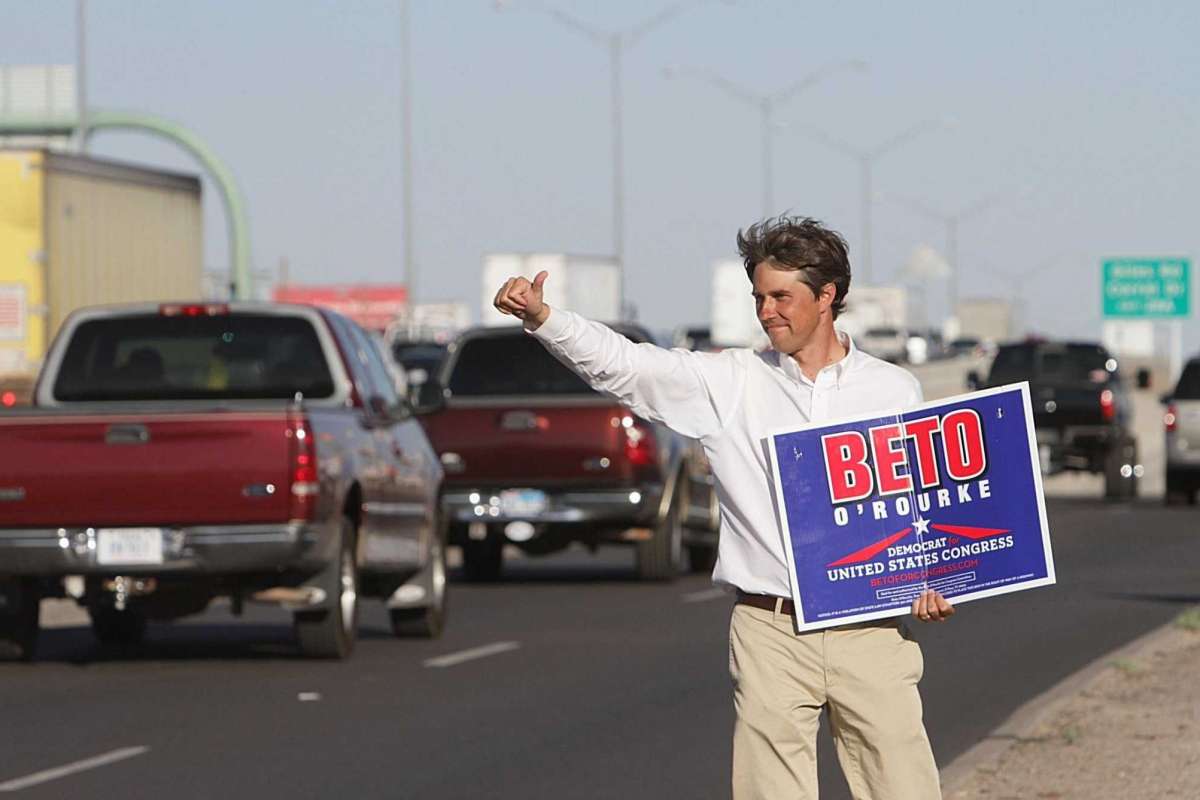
[421,401,638,486]
[0,411,292,528]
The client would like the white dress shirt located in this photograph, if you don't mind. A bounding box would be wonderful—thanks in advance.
[532,309,923,597]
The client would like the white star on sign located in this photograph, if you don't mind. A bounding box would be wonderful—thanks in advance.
[913,517,931,536]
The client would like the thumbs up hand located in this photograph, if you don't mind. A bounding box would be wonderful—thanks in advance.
[493,270,551,330]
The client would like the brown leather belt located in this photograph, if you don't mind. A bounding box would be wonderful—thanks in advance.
[735,591,795,616]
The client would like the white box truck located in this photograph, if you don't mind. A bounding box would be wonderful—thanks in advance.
[955,297,1013,344]
[481,253,619,326]
[711,259,766,349]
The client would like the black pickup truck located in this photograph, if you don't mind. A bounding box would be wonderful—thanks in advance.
[969,340,1140,499]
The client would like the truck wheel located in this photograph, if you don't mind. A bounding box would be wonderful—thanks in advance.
[0,579,40,662]
[462,531,504,583]
[1103,438,1138,501]
[686,544,718,574]
[295,515,359,659]
[1165,472,1196,506]
[637,485,683,581]
[90,605,147,646]
[391,527,448,639]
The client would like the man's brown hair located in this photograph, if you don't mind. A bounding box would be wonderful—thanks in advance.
[736,215,851,318]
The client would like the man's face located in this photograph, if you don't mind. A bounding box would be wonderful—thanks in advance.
[751,261,829,354]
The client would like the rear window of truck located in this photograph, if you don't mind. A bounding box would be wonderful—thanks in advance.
[447,334,594,396]
[52,313,335,401]
[989,343,1114,386]
[1175,362,1200,400]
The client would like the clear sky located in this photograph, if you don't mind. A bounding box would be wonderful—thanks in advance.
[3,0,1197,350]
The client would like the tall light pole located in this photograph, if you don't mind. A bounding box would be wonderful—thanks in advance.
[497,1,709,319]
[400,0,416,306]
[662,60,866,219]
[794,118,952,285]
[877,189,1006,316]
[76,0,88,153]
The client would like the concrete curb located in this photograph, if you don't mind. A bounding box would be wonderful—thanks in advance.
[938,617,1182,794]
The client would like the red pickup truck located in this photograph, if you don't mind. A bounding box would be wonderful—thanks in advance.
[418,324,719,581]
[0,302,446,660]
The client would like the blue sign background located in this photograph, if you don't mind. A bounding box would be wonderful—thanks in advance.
[770,385,1053,628]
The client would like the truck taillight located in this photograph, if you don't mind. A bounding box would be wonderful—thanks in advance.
[1,391,14,408]
[287,413,319,520]
[159,303,229,317]
[1099,389,1115,422]
[622,415,657,468]
[1165,403,1178,432]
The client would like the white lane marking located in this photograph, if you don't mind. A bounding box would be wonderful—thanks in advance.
[0,746,149,792]
[298,692,321,702]
[424,641,520,668]
[681,588,728,603]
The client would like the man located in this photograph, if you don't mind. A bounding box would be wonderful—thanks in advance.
[494,216,954,799]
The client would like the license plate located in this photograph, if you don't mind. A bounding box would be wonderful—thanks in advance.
[96,528,164,565]
[499,489,547,518]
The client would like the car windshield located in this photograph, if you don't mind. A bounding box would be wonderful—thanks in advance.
[988,343,1113,385]
[53,313,334,401]
[1175,362,1200,400]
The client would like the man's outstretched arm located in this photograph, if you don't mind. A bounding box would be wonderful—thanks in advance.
[493,271,741,440]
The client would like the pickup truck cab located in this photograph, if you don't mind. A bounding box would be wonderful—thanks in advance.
[418,324,719,581]
[0,302,446,660]
[970,340,1140,499]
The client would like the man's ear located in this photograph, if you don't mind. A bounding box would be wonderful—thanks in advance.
[818,282,837,313]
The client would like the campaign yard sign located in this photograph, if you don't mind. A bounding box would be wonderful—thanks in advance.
[767,383,1054,631]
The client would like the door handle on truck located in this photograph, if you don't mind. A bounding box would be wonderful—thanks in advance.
[105,423,150,445]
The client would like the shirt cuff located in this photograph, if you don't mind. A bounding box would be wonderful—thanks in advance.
[527,307,573,344]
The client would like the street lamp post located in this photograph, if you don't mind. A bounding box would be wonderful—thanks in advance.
[662,60,866,219]
[794,118,952,285]
[877,189,1006,317]
[400,0,416,306]
[498,2,709,319]
[76,0,88,153]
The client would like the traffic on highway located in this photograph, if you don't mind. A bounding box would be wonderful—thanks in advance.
[2,4,1199,799]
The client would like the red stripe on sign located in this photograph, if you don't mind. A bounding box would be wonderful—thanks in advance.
[828,527,913,567]
[930,524,1010,540]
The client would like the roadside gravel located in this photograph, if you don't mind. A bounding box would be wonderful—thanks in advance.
[945,608,1200,799]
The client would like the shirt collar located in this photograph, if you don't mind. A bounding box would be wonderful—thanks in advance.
[779,330,859,387]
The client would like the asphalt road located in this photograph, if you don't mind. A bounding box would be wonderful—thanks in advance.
[2,497,1197,799]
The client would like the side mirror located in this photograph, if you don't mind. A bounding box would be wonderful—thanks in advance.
[1136,368,1152,389]
[367,395,391,419]
[966,370,981,390]
[412,380,446,416]
[1160,393,1173,405]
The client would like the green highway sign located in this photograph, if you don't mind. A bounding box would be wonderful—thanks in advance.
[1102,258,1190,318]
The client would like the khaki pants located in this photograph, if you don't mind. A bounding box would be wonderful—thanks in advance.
[729,603,941,800]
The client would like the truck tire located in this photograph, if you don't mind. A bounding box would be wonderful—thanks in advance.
[295,515,359,659]
[390,524,448,639]
[1103,437,1138,501]
[1165,471,1197,506]
[462,531,504,583]
[89,606,147,647]
[637,484,683,581]
[686,544,718,574]
[0,579,40,662]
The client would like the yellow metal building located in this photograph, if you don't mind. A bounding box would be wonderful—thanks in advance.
[0,150,202,402]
